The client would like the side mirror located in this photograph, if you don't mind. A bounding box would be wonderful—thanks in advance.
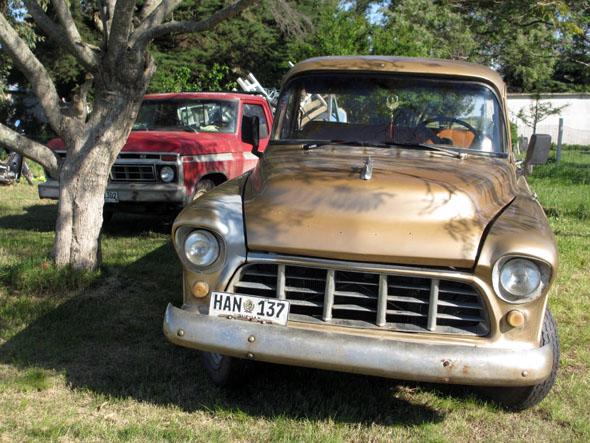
[522,134,551,175]
[241,115,262,158]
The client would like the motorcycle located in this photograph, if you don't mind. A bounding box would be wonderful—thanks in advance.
[0,149,33,185]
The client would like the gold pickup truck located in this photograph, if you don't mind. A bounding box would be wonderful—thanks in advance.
[164,56,558,411]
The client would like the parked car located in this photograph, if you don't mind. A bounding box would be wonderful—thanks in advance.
[164,56,559,411]
[38,92,273,219]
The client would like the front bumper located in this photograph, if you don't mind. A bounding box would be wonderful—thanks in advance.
[163,304,553,387]
[38,178,186,204]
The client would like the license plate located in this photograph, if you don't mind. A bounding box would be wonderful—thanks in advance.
[104,191,119,203]
[209,291,290,325]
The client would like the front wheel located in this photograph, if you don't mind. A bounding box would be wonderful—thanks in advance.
[483,309,560,411]
[191,179,216,201]
[201,352,247,387]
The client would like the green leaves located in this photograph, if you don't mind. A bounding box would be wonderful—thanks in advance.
[154,64,237,93]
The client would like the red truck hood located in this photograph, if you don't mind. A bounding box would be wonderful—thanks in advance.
[47,130,235,155]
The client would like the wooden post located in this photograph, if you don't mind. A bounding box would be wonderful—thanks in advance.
[556,118,564,163]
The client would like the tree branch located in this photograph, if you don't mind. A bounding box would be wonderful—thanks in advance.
[508,19,552,28]
[0,13,66,134]
[132,0,183,42]
[21,0,98,71]
[72,73,94,120]
[137,0,162,22]
[107,0,138,65]
[0,123,59,177]
[52,0,83,45]
[131,0,258,48]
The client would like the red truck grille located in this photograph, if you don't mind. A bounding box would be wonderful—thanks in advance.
[110,164,157,182]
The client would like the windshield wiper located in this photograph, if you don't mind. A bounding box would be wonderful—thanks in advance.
[302,140,342,150]
[302,140,391,150]
[180,125,199,133]
[391,142,465,159]
[301,140,464,159]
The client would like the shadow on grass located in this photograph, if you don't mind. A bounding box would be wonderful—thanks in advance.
[0,202,174,236]
[102,212,176,237]
[0,206,451,426]
[0,203,58,232]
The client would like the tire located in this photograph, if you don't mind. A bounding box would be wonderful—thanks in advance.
[201,352,247,387]
[192,179,216,201]
[483,308,560,411]
[103,209,114,224]
[21,160,34,185]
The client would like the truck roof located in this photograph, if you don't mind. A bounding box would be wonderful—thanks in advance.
[283,56,506,97]
[143,91,268,101]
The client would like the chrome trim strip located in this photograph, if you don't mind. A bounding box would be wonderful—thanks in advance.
[182,153,234,163]
[243,152,261,161]
[246,252,474,279]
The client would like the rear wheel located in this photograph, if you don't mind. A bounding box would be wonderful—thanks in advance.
[192,179,215,201]
[201,352,247,387]
[483,309,560,411]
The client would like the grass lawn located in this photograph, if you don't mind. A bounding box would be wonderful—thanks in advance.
[1,150,589,441]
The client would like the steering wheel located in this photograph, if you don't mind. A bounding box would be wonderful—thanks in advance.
[418,117,480,147]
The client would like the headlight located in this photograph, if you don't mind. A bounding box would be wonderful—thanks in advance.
[493,256,549,304]
[160,166,175,183]
[500,259,540,297]
[184,230,220,267]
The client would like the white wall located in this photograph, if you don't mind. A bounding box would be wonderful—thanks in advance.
[507,93,590,145]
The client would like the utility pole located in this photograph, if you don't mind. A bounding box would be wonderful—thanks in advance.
[556,118,564,163]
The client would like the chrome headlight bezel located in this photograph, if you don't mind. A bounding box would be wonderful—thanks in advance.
[492,255,551,304]
[175,226,226,273]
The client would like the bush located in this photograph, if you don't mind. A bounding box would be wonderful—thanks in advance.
[562,144,590,151]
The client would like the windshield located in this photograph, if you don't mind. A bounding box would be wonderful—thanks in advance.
[272,74,506,154]
[133,99,238,133]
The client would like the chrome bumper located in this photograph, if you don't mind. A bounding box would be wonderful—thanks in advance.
[163,304,553,387]
[38,178,186,203]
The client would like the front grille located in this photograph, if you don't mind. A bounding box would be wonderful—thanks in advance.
[228,263,489,336]
[110,164,156,182]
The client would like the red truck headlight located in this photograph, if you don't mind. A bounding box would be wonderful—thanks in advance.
[160,166,175,183]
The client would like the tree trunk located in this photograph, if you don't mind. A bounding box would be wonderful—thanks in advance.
[53,147,111,269]
[53,85,147,270]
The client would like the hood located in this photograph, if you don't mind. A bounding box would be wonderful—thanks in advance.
[243,145,518,268]
[123,131,233,155]
[46,131,234,156]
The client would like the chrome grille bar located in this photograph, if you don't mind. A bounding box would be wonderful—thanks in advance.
[323,269,335,321]
[376,274,388,327]
[427,278,440,331]
[276,264,286,300]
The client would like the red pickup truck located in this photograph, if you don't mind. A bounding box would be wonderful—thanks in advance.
[38,92,273,219]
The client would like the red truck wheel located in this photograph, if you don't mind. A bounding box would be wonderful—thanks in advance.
[192,179,215,201]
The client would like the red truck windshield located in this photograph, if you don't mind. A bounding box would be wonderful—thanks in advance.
[133,99,238,134]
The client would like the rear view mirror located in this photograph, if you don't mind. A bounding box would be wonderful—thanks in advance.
[523,134,551,175]
[241,115,262,158]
